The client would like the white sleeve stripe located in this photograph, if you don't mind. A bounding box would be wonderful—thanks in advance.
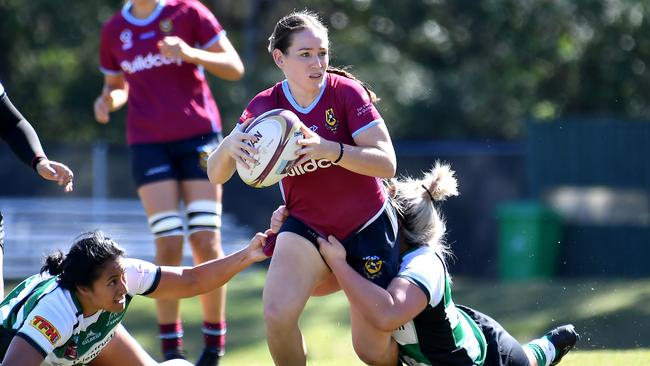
[99,67,122,75]
[351,119,382,138]
[201,31,225,50]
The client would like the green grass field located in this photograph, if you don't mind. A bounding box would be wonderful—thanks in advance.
[122,268,650,365]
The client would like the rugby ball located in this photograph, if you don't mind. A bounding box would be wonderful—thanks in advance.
[236,109,303,188]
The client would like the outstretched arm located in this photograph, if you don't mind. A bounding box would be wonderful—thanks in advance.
[35,159,74,192]
[0,91,46,168]
[318,235,427,332]
[0,90,74,192]
[148,231,270,299]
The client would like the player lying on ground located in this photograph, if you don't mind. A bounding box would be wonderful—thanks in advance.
[0,229,269,366]
[271,162,579,366]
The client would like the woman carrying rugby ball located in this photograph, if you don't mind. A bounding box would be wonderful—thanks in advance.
[207,10,399,366]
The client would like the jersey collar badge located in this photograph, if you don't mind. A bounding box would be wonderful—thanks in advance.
[160,19,173,34]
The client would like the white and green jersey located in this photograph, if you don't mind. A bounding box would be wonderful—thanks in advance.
[392,246,487,366]
[0,258,160,365]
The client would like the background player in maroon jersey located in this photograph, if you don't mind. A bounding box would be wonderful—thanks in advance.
[92,1,244,364]
[207,10,400,365]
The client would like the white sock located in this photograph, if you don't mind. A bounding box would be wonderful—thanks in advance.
[524,337,557,366]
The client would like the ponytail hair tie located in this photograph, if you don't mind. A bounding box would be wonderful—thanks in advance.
[422,185,434,201]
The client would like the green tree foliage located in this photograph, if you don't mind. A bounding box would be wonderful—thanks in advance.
[1,0,649,142]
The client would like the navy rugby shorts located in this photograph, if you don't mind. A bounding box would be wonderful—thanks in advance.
[279,204,400,289]
[129,133,222,187]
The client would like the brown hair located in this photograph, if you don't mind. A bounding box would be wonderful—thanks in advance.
[268,10,379,103]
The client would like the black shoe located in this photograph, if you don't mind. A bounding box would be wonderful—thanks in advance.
[195,348,222,366]
[546,324,579,365]
[164,350,186,361]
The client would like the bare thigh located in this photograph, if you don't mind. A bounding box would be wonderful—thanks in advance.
[137,180,181,216]
[180,179,221,204]
[263,232,331,318]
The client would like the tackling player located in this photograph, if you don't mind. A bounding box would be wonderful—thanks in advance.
[0,229,269,366]
[315,162,579,366]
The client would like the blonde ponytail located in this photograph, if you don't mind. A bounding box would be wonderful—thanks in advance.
[392,162,459,259]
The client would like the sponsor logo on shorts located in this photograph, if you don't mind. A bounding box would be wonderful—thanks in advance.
[362,255,384,280]
[30,315,60,344]
[144,164,171,177]
[325,108,339,133]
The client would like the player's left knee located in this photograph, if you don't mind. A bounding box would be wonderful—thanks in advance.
[186,200,222,235]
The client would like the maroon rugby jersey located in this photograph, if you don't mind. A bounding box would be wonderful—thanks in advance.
[99,0,223,145]
[240,73,387,240]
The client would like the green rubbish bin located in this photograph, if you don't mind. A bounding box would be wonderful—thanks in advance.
[496,201,562,281]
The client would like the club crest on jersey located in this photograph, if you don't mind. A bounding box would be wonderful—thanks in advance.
[30,315,60,344]
[325,108,339,132]
[362,255,384,280]
[159,19,173,34]
[120,29,133,50]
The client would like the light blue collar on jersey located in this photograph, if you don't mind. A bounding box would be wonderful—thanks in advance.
[281,76,327,114]
[122,0,167,26]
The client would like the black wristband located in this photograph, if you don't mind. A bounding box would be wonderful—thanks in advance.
[333,142,344,164]
[32,156,46,170]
